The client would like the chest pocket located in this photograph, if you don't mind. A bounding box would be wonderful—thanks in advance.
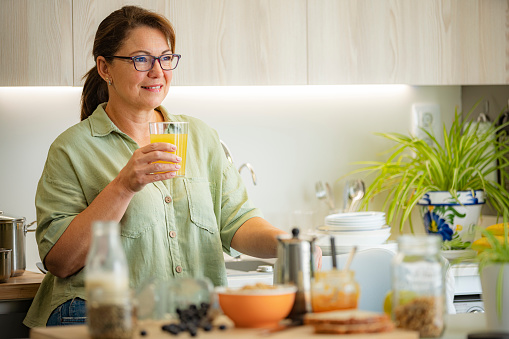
[184,177,217,234]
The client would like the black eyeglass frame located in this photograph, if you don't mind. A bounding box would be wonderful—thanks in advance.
[104,54,181,71]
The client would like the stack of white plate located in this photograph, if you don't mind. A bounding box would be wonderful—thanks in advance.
[316,212,391,246]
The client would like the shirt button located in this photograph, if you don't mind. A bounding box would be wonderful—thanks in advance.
[175,266,183,273]
[164,196,172,203]
[169,231,177,238]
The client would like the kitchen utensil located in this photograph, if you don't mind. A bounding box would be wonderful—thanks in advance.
[342,181,349,212]
[330,237,337,269]
[275,228,316,319]
[325,183,335,211]
[343,246,357,272]
[347,180,365,212]
[0,248,12,283]
[36,262,48,274]
[315,181,334,211]
[0,211,36,277]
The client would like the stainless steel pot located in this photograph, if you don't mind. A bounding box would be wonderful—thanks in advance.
[0,211,36,277]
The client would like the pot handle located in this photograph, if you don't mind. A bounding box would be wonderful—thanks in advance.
[24,220,37,235]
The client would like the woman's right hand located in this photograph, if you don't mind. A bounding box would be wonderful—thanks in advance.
[116,142,182,193]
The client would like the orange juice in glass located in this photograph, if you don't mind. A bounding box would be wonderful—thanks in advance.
[149,122,188,177]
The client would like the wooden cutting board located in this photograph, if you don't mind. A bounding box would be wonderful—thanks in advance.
[31,321,419,339]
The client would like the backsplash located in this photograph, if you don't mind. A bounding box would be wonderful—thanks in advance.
[0,85,461,271]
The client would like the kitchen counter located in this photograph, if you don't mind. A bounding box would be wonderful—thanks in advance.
[0,270,44,300]
[30,313,486,339]
[1,271,44,338]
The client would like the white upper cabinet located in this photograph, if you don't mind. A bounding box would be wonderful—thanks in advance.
[307,0,509,85]
[0,0,73,86]
[167,0,307,86]
[1,0,508,86]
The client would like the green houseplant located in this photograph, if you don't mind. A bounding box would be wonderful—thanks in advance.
[351,102,509,248]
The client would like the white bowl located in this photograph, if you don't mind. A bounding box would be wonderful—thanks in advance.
[318,226,391,236]
[318,228,391,246]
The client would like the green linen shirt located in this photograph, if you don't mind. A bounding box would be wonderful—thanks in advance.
[24,104,262,328]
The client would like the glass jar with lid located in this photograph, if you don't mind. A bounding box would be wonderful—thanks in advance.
[85,221,134,339]
[392,235,445,338]
[311,269,360,312]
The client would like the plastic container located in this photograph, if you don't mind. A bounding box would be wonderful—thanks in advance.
[311,269,360,312]
[392,235,446,338]
[85,221,134,339]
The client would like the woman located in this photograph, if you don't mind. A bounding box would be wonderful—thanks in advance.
[24,5,321,328]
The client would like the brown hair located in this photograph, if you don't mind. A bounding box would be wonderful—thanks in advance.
[80,6,176,121]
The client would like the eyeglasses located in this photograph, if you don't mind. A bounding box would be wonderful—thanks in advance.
[105,54,181,71]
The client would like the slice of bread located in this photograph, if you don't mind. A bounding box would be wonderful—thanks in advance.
[304,310,394,334]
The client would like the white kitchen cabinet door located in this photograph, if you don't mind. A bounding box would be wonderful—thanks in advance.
[307,0,509,85]
[168,0,307,86]
[0,0,73,86]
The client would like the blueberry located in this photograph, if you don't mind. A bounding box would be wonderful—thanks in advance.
[189,327,197,337]
[162,324,180,335]
[219,324,227,330]
[140,329,147,336]
[202,323,213,331]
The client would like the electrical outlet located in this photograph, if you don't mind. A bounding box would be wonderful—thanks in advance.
[411,103,442,146]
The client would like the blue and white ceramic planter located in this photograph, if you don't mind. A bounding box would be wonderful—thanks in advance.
[417,190,485,245]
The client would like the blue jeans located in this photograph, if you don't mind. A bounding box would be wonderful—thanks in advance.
[46,298,87,326]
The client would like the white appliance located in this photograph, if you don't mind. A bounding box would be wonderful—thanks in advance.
[451,262,484,313]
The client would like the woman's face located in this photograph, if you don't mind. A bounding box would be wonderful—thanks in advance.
[105,26,173,113]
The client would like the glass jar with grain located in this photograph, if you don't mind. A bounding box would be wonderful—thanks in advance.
[392,235,446,338]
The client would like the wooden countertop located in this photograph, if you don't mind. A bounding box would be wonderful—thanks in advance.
[0,270,45,300]
[31,321,417,339]
[29,314,488,339]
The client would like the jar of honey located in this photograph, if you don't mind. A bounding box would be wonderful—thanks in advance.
[311,269,360,312]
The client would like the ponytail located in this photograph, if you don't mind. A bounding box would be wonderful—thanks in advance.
[80,66,108,121]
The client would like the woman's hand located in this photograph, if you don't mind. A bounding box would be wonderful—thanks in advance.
[116,142,181,193]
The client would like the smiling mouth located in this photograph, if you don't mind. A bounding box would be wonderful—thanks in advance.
[142,85,163,90]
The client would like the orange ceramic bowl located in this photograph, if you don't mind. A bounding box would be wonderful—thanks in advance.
[215,285,297,328]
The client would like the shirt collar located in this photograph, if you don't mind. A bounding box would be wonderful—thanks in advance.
[89,103,121,137]
[89,103,180,137]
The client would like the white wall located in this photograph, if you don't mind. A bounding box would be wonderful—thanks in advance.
[0,85,461,272]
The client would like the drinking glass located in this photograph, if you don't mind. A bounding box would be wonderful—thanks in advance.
[149,122,189,177]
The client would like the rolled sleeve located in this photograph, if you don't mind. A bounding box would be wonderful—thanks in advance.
[35,147,88,262]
